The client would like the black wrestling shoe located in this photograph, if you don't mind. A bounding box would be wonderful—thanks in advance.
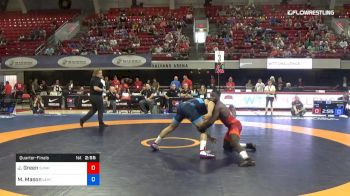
[239,158,256,167]
[79,119,84,128]
[246,143,256,152]
[223,140,233,152]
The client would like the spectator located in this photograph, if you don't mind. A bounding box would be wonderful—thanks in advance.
[182,75,193,89]
[198,85,207,99]
[151,78,160,92]
[277,77,284,91]
[44,47,55,56]
[67,80,74,94]
[284,83,292,92]
[107,86,120,113]
[294,21,302,29]
[297,78,304,88]
[209,75,216,89]
[18,34,25,41]
[164,83,180,111]
[109,39,118,47]
[0,82,4,99]
[52,80,62,95]
[339,39,348,49]
[245,79,253,91]
[264,80,276,115]
[39,80,48,96]
[291,96,306,117]
[170,76,181,89]
[119,79,130,94]
[180,83,192,98]
[165,84,180,100]
[226,76,235,93]
[165,32,174,44]
[4,81,12,98]
[139,84,155,114]
[185,12,193,23]
[32,95,45,114]
[338,76,349,91]
[269,76,276,86]
[111,75,120,88]
[31,79,39,96]
[154,45,163,53]
[14,81,25,99]
[133,77,143,92]
[103,76,110,91]
[340,92,350,116]
[255,78,265,92]
[77,86,86,95]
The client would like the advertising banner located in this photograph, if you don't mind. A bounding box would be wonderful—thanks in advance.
[221,93,343,109]
[0,54,151,70]
[267,58,312,69]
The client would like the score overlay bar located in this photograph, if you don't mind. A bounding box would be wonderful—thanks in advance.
[16,154,100,186]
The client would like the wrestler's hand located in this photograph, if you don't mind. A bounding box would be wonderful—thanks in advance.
[203,114,211,121]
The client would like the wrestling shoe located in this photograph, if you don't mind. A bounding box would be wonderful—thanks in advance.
[99,123,109,128]
[79,119,84,128]
[200,150,216,159]
[239,158,256,167]
[246,143,257,152]
[150,142,160,151]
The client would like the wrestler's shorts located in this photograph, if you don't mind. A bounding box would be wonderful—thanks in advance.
[171,102,203,126]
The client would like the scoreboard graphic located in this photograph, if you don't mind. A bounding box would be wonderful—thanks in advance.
[16,153,100,186]
[313,100,344,116]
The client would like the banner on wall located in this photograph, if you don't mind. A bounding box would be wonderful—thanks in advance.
[0,54,152,70]
[267,58,312,69]
[220,93,343,109]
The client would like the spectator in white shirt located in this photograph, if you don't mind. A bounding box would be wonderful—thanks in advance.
[52,80,62,94]
[255,78,265,92]
[154,45,163,53]
[339,40,348,49]
[109,39,118,47]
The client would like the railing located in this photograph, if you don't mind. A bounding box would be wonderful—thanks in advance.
[36,11,81,55]
[35,43,46,55]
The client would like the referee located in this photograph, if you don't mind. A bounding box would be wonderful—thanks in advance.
[80,69,108,128]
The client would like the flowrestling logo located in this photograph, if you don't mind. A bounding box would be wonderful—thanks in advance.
[287,10,334,16]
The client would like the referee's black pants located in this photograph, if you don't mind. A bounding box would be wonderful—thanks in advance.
[81,95,104,125]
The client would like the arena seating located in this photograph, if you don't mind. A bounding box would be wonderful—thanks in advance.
[0,10,80,56]
[57,7,192,59]
[205,4,349,60]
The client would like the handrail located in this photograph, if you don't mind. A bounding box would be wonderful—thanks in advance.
[35,43,45,55]
[36,12,81,55]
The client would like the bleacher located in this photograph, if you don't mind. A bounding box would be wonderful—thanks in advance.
[57,6,192,59]
[204,4,348,60]
[0,9,80,56]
